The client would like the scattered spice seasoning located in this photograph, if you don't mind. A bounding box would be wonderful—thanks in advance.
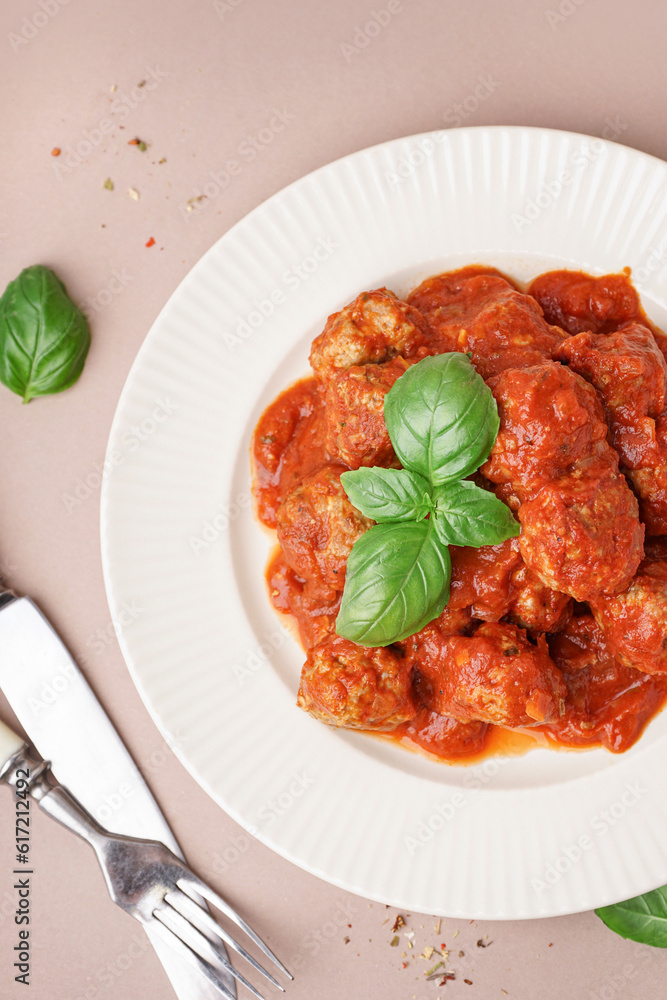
[390,936,399,947]
[137,79,146,87]
[439,972,456,985]
[464,979,473,986]
[392,915,406,933]
[103,178,114,190]
[343,936,350,944]
[158,157,167,164]
[110,84,117,93]
[435,919,442,935]
[128,188,140,200]
[128,138,148,151]
[185,195,206,212]
[51,147,61,157]
[425,961,448,980]
[420,946,435,960]
[145,237,155,248]
[477,938,492,948]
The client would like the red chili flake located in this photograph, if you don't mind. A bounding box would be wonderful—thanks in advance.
[145,237,155,248]
[441,942,447,949]
[549,942,553,947]
[401,962,408,969]
[392,914,406,933]
[439,972,456,985]
[51,147,61,156]
[464,979,473,985]
[343,936,350,944]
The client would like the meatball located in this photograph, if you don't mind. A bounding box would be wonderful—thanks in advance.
[297,636,417,730]
[590,560,667,674]
[482,362,612,496]
[407,272,567,379]
[324,356,411,468]
[409,622,566,728]
[448,538,522,621]
[528,270,642,335]
[309,288,428,381]
[553,322,667,468]
[400,605,475,667]
[518,468,644,601]
[555,322,667,536]
[276,464,372,596]
[448,537,571,632]
[548,613,614,675]
[546,613,667,752]
[508,559,573,634]
[267,553,340,650]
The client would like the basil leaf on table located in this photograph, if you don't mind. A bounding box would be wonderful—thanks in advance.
[0,265,91,403]
[432,480,520,547]
[596,888,667,947]
[340,467,432,522]
[384,353,499,484]
[335,519,451,647]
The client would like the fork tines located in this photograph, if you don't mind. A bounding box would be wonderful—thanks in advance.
[152,874,292,1000]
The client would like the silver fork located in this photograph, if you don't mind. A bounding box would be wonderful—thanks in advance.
[0,718,291,1000]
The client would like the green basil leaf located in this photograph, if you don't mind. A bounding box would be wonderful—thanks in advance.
[384,353,499,484]
[596,888,667,947]
[432,480,520,547]
[335,519,451,646]
[340,468,432,522]
[0,265,91,403]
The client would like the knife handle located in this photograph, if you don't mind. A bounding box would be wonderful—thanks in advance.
[0,720,57,803]
[0,718,26,771]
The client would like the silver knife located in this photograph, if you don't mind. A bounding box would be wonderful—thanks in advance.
[0,592,236,1000]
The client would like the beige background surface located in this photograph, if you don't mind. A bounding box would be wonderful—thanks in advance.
[1,0,666,997]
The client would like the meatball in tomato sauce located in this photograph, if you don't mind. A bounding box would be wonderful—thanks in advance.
[590,560,667,674]
[408,622,566,729]
[324,356,412,469]
[408,272,567,379]
[276,464,372,598]
[297,636,417,730]
[309,288,429,381]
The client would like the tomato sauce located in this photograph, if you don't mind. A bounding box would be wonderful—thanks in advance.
[251,267,667,762]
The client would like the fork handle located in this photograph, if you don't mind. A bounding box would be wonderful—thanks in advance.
[0,718,107,847]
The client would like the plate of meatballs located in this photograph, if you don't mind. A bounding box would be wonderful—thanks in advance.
[101,126,667,918]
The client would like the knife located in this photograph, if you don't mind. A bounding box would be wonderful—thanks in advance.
[0,592,236,1000]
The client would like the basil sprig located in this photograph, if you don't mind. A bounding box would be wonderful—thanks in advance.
[596,888,667,947]
[336,353,519,646]
[0,265,91,403]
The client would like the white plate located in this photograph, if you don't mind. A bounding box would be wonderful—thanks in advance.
[101,126,667,919]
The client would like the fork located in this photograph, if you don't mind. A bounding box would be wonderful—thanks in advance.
[0,718,291,1000]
